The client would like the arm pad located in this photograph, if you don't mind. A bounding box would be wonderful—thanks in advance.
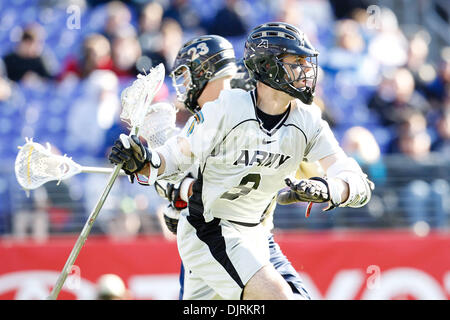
[326,157,374,208]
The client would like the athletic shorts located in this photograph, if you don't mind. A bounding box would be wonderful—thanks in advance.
[267,234,311,299]
[177,210,270,300]
[178,233,311,300]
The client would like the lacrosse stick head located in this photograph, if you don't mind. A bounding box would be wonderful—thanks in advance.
[15,138,82,191]
[139,102,179,148]
[120,63,165,135]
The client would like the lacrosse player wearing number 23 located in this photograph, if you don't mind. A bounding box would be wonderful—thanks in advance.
[109,22,374,300]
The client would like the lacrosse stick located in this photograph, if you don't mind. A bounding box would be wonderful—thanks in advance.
[47,63,166,300]
[15,101,178,192]
[139,102,179,149]
[14,138,128,192]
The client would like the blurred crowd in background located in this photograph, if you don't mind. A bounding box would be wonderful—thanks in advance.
[0,0,449,240]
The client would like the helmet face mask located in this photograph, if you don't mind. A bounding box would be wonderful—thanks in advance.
[170,35,236,114]
[171,64,193,104]
[243,22,319,105]
[278,54,318,97]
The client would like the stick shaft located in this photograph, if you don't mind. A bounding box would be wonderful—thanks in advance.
[47,162,124,300]
[47,65,163,299]
[81,166,127,176]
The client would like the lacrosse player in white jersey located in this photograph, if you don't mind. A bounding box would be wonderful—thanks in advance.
[108,22,374,300]
[150,35,311,300]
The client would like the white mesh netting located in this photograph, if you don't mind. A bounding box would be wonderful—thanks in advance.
[139,102,178,148]
[120,63,165,133]
[15,138,82,190]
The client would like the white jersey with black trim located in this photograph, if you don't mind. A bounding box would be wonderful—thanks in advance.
[171,88,341,224]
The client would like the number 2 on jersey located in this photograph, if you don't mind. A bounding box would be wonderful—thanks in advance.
[220,173,261,201]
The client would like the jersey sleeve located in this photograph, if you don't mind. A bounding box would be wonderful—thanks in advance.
[303,104,342,162]
[183,91,229,164]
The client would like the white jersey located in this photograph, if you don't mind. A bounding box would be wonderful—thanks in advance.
[161,88,341,224]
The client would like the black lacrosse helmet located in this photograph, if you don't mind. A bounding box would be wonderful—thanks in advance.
[243,22,319,105]
[231,59,256,91]
[170,35,236,113]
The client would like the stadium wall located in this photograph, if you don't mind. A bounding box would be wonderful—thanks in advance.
[0,231,449,300]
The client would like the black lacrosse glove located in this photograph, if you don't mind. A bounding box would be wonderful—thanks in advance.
[154,175,192,210]
[167,174,193,210]
[163,204,181,235]
[278,177,331,204]
[159,174,194,235]
[109,134,150,175]
[277,177,340,217]
[167,182,188,210]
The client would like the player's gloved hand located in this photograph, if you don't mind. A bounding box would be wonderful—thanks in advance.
[277,176,342,218]
[163,204,181,234]
[109,134,151,175]
[155,174,194,209]
[166,181,188,210]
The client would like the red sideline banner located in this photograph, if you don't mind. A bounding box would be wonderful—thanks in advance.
[0,230,449,300]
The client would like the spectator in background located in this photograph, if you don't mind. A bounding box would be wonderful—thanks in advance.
[161,18,183,70]
[403,30,448,117]
[323,17,381,88]
[40,179,86,234]
[207,0,247,37]
[342,126,386,186]
[389,109,430,157]
[368,68,431,127]
[327,19,366,72]
[146,18,183,74]
[431,109,450,156]
[312,91,337,129]
[163,0,204,35]
[426,47,450,107]
[387,109,430,156]
[2,23,55,82]
[13,186,48,241]
[276,0,322,48]
[398,126,431,161]
[138,1,164,58]
[339,126,386,227]
[0,77,12,102]
[277,0,302,26]
[101,204,142,239]
[406,31,431,83]
[111,30,142,78]
[59,33,113,80]
[328,0,370,20]
[368,7,409,69]
[386,109,448,229]
[0,61,12,102]
[102,0,134,41]
[66,70,120,157]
